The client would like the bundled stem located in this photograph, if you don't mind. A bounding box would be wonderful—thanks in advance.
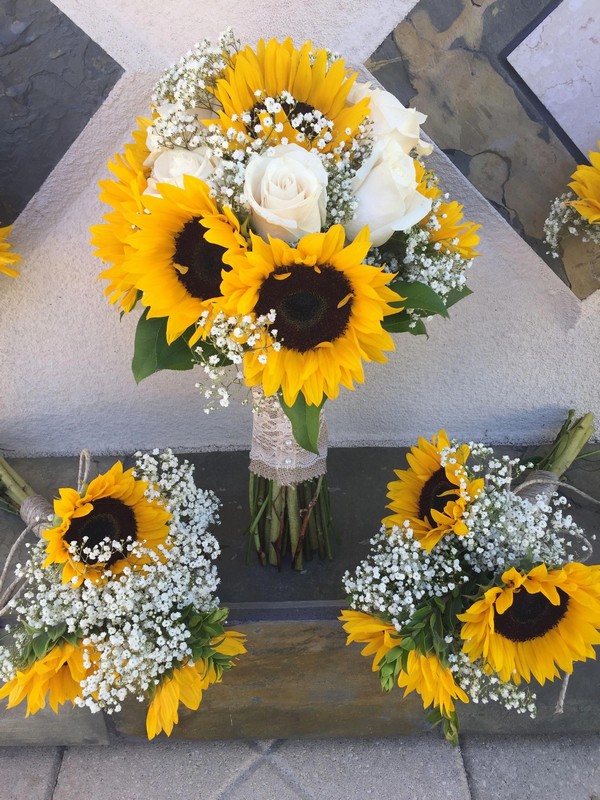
[536,411,595,477]
[0,457,36,514]
[247,473,335,570]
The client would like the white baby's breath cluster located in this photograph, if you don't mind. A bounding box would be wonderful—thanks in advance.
[543,191,600,257]
[0,451,222,715]
[343,441,587,719]
[447,651,537,716]
[194,310,279,412]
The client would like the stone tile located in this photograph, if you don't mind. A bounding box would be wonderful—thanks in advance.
[222,760,304,800]
[0,703,109,747]
[461,735,600,800]
[0,0,123,224]
[367,0,590,296]
[53,742,260,800]
[273,735,471,800]
[0,746,61,800]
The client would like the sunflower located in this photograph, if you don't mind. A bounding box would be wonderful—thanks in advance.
[145,631,246,739]
[397,649,468,717]
[42,461,171,586]
[339,609,400,671]
[0,224,22,278]
[146,662,208,739]
[566,141,600,224]
[383,430,483,551]
[90,117,153,312]
[210,37,370,154]
[414,162,480,259]
[126,175,247,346]
[458,562,600,685]
[0,641,89,716]
[221,225,401,406]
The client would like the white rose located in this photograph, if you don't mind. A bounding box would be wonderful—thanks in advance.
[344,137,432,246]
[243,144,328,243]
[348,82,433,156]
[144,147,219,197]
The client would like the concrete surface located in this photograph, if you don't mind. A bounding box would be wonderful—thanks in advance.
[1,734,599,800]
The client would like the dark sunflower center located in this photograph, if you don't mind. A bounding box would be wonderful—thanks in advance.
[173,217,228,300]
[418,467,458,527]
[495,588,569,642]
[67,497,137,567]
[254,264,353,352]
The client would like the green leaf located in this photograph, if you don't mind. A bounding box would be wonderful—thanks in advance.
[388,280,449,318]
[383,310,428,337]
[132,309,196,383]
[32,634,49,660]
[444,285,473,309]
[278,393,325,454]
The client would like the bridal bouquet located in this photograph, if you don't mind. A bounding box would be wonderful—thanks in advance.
[341,413,600,742]
[0,450,245,739]
[544,140,600,256]
[0,223,21,278]
[91,30,480,570]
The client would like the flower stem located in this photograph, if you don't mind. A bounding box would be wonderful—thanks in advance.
[537,411,595,477]
[0,457,36,513]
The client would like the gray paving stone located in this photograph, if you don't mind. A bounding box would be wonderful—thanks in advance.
[273,735,471,800]
[52,741,260,800]
[222,760,304,800]
[461,735,600,800]
[0,746,61,800]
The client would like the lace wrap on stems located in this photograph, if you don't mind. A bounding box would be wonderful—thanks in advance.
[249,388,327,486]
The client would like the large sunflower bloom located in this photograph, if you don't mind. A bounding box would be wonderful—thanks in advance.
[383,430,484,551]
[210,37,370,154]
[0,642,89,716]
[0,224,22,278]
[42,461,171,586]
[126,175,247,346]
[339,609,400,671]
[397,650,468,717]
[221,225,401,406]
[459,562,600,685]
[566,141,600,224]
[91,118,153,312]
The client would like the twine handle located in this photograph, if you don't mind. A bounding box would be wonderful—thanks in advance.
[513,470,559,502]
[19,495,53,537]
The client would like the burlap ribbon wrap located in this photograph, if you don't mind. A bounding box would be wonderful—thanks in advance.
[20,495,53,537]
[514,470,559,503]
[249,387,327,486]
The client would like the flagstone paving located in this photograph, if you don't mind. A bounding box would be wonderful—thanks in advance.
[2,735,600,799]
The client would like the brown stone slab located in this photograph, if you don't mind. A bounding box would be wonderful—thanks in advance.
[112,620,428,741]
[0,702,109,746]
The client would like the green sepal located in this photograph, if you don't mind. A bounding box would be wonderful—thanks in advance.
[278,393,326,454]
[426,707,460,746]
[131,309,196,383]
[388,279,449,318]
[444,285,473,309]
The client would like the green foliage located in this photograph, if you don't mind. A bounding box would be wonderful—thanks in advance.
[388,279,449,318]
[278,392,326,454]
[131,310,197,383]
[19,621,69,669]
[426,707,460,745]
[180,606,239,680]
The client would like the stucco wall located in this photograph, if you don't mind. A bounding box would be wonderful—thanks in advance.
[1,0,598,456]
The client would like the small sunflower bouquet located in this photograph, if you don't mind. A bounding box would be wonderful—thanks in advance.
[91,30,480,571]
[0,449,246,739]
[341,412,600,743]
[544,140,600,256]
[0,223,21,278]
